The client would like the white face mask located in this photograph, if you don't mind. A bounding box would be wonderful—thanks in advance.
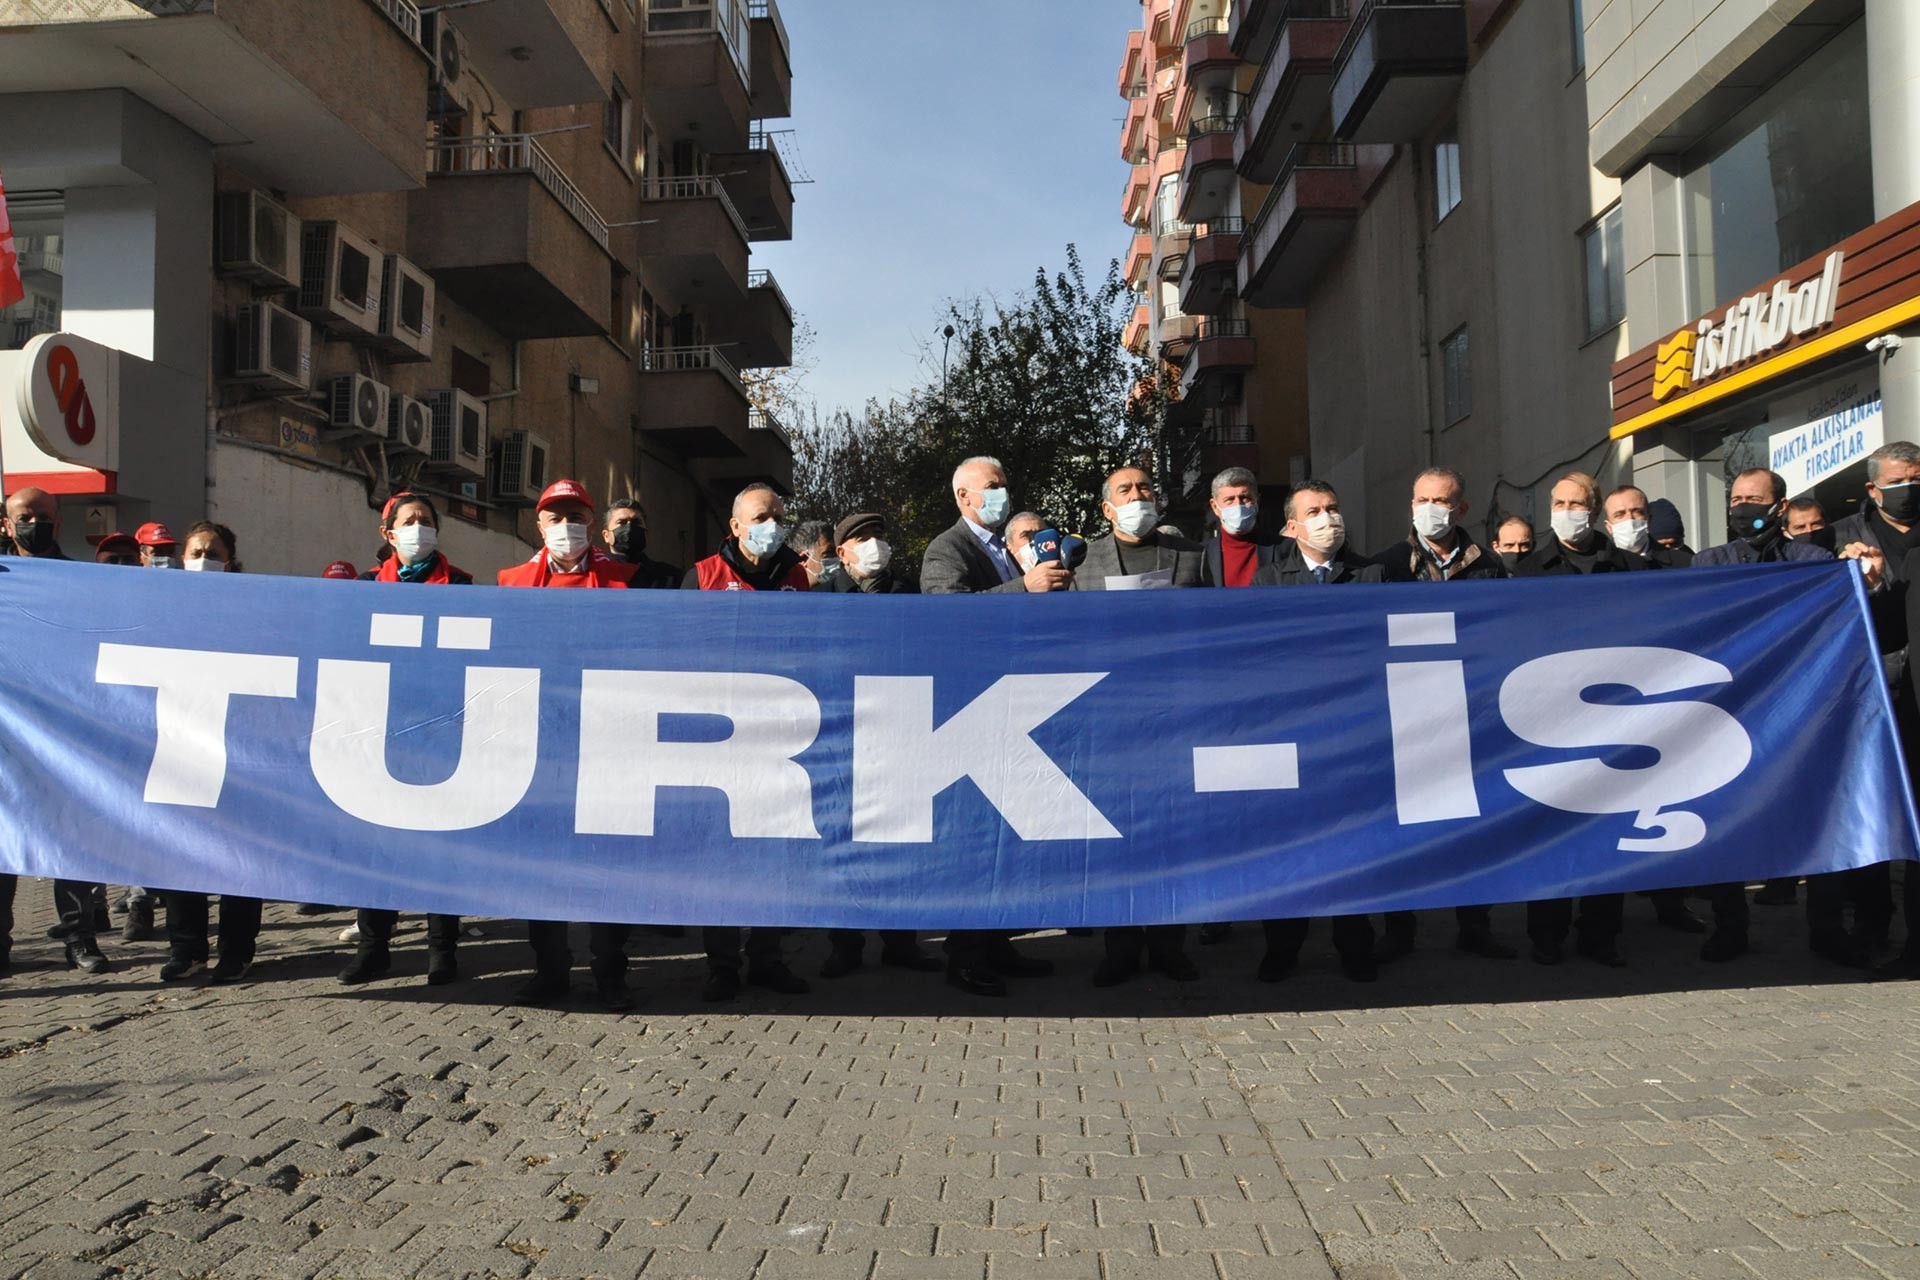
[1299,511,1345,555]
[182,557,226,573]
[543,521,589,561]
[147,556,175,570]
[1218,503,1257,536]
[1113,499,1159,539]
[1411,502,1454,540]
[1608,518,1650,556]
[1550,509,1593,545]
[393,524,438,563]
[852,538,891,576]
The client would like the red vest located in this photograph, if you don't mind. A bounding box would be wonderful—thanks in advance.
[694,552,809,592]
[497,548,636,589]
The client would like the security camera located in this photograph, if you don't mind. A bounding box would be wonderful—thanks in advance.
[1866,333,1905,354]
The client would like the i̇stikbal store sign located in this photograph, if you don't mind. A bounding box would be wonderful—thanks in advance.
[0,331,123,493]
[1610,200,1920,441]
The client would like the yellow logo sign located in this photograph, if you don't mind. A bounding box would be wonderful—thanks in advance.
[1653,329,1695,401]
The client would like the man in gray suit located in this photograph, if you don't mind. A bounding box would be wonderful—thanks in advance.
[919,456,1068,996]
[921,456,1073,596]
[1072,465,1203,986]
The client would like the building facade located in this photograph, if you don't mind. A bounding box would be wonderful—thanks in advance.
[1119,0,1311,521]
[1595,0,1920,544]
[0,0,797,577]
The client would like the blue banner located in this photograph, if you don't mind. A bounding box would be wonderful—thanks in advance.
[0,557,1910,927]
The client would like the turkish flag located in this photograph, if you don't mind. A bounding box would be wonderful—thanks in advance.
[0,165,24,314]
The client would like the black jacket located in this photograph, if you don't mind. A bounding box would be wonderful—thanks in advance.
[1647,543,1695,568]
[1377,529,1506,582]
[825,568,917,594]
[1254,540,1386,586]
[622,554,682,590]
[1835,508,1913,689]
[1512,537,1652,576]
[1200,532,1289,586]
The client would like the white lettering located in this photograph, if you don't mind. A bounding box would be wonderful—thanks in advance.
[96,643,299,807]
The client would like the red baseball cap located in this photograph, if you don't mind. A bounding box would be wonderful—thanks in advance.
[96,532,137,554]
[536,479,593,513]
[135,521,176,547]
[321,560,359,580]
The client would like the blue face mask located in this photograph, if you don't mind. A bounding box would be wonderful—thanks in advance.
[742,519,785,558]
[1219,504,1257,536]
[976,487,1010,529]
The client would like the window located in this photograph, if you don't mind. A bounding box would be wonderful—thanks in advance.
[1681,21,1872,314]
[3,198,63,353]
[604,77,632,167]
[1570,0,1585,74]
[611,265,633,351]
[1581,204,1626,338]
[1433,124,1462,222]
[1440,326,1471,425]
[1154,174,1183,236]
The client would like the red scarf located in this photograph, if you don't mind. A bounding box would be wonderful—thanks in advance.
[497,546,636,589]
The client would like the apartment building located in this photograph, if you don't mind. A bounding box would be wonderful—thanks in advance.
[0,0,797,576]
[1119,0,1311,520]
[1596,0,1920,541]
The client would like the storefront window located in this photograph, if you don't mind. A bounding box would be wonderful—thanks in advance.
[1,199,63,353]
[1681,21,1871,316]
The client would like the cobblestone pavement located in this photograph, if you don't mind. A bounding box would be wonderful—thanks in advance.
[1,882,1918,1279]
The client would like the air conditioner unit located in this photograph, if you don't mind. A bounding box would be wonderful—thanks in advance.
[386,393,431,457]
[324,373,392,442]
[217,191,302,291]
[422,14,469,96]
[298,221,384,342]
[427,389,488,479]
[232,301,313,392]
[492,429,551,505]
[376,254,435,362]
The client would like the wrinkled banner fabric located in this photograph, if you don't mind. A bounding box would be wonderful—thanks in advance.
[0,557,1911,928]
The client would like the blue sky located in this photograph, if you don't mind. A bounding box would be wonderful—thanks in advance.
[750,1,1135,418]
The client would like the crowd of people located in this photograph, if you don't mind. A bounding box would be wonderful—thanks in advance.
[1,439,1917,1010]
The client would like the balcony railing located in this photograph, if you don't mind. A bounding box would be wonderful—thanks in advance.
[1274,141,1358,190]
[747,267,793,318]
[1185,16,1230,41]
[748,0,791,60]
[1203,418,1256,445]
[429,132,610,250]
[1193,217,1247,239]
[639,175,750,242]
[364,0,422,44]
[1285,0,1351,19]
[1333,0,1454,75]
[642,343,748,398]
[1154,53,1183,74]
[1195,318,1251,340]
[649,0,752,86]
[1124,84,1150,99]
[749,408,792,449]
[1189,92,1248,137]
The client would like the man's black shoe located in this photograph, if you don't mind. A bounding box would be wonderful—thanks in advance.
[1655,909,1709,934]
[1457,931,1518,960]
[120,899,156,944]
[1576,938,1627,968]
[1151,951,1201,982]
[426,951,459,986]
[1196,923,1232,946]
[703,969,741,1003]
[65,940,109,975]
[986,947,1053,979]
[595,974,634,1011]
[208,956,252,985]
[337,947,392,985]
[879,945,943,973]
[1530,942,1563,966]
[1340,953,1379,983]
[746,962,810,995]
[1811,930,1873,969]
[820,948,862,979]
[513,972,569,1005]
[1700,932,1747,963]
[294,904,336,916]
[1090,957,1136,988]
[158,956,206,982]
[946,965,1007,997]
[1373,935,1415,965]
[1256,950,1295,983]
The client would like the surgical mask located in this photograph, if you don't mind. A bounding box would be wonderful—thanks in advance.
[393,524,438,563]
[182,557,226,573]
[1549,509,1592,544]
[1729,502,1780,544]
[853,538,891,576]
[815,556,843,582]
[147,555,176,570]
[741,519,785,559]
[975,487,1010,529]
[1609,518,1650,556]
[10,519,54,555]
[1299,511,1345,555]
[1218,504,1257,537]
[611,523,645,560]
[543,521,589,561]
[1498,551,1526,573]
[1411,503,1453,541]
[1113,499,1159,539]
[1878,482,1920,524]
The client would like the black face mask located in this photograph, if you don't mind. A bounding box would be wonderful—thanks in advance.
[1498,551,1527,573]
[611,523,646,561]
[1729,503,1781,544]
[1877,483,1920,525]
[11,518,54,556]
[1797,526,1837,554]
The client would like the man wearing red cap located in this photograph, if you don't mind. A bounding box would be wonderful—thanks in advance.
[135,522,178,569]
[498,480,637,1009]
[94,533,140,566]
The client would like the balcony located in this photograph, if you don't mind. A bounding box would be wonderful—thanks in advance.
[645,0,753,152]
[1229,0,1282,58]
[748,0,792,119]
[1238,143,1363,309]
[1182,16,1238,87]
[1153,52,1182,116]
[1179,318,1255,401]
[1158,312,1200,360]
[1122,93,1151,164]
[1123,167,1151,229]
[1125,305,1152,357]
[14,236,62,281]
[0,0,428,194]
[710,126,795,242]
[695,410,795,498]
[1239,3,1352,183]
[1125,232,1155,292]
[634,176,751,311]
[447,0,605,109]
[410,133,612,339]
[1178,218,1245,315]
[1178,92,1245,223]
[721,269,794,369]
[1329,0,1468,143]
[637,344,752,458]
[1118,29,1147,97]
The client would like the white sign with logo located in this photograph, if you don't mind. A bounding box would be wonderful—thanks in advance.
[1769,388,1883,496]
[0,331,122,485]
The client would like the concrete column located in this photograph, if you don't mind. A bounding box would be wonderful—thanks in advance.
[1867,0,1920,445]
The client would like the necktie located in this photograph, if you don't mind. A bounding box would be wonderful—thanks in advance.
[1312,564,1331,585]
